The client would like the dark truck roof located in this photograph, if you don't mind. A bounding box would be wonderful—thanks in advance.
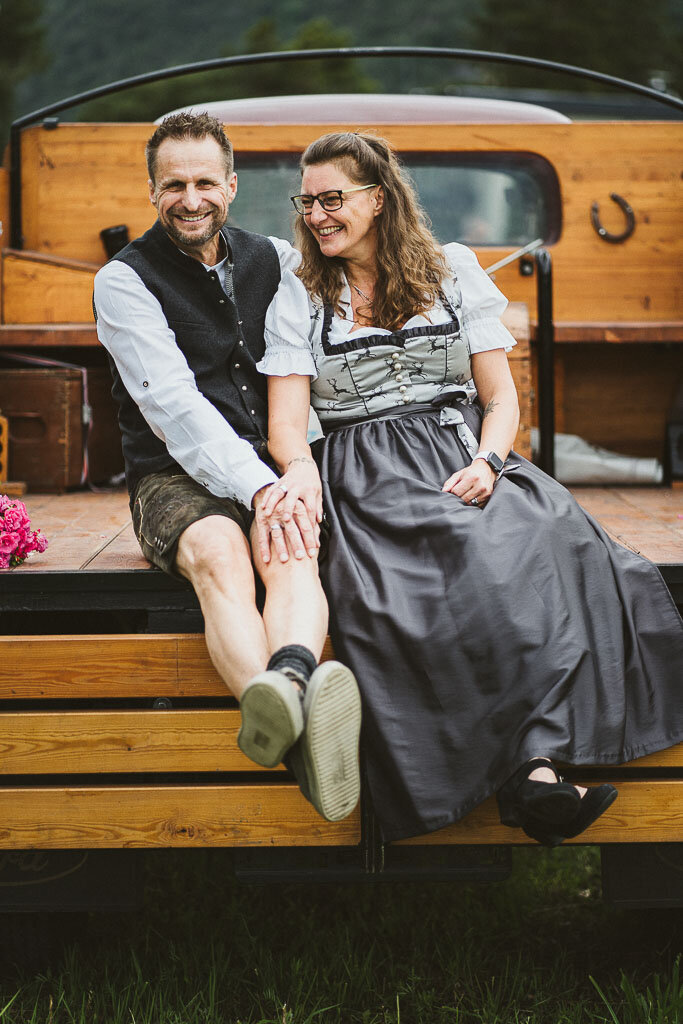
[159,92,571,125]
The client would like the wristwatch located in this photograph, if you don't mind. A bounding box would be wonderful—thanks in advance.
[473,450,504,475]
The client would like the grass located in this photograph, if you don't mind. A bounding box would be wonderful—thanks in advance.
[0,846,681,1023]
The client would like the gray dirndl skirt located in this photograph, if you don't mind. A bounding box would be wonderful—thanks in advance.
[315,401,683,842]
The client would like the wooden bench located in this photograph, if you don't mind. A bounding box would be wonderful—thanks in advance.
[1,489,681,865]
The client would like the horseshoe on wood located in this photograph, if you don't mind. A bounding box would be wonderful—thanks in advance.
[590,192,635,244]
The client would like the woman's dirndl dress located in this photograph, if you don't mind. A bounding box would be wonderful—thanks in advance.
[260,243,683,843]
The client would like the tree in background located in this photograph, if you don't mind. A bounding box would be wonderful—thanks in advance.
[77,18,375,123]
[469,0,681,94]
[0,0,49,149]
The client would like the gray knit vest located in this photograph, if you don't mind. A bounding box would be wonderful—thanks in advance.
[99,220,281,497]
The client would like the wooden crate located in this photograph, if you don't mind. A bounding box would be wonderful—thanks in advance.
[0,366,122,491]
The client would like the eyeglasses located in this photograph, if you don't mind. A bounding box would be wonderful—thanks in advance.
[290,184,378,216]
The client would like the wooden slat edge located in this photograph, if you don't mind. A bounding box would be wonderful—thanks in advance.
[397,781,683,846]
[0,784,361,849]
[0,709,271,774]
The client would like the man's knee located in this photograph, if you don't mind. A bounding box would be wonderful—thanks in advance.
[176,515,253,587]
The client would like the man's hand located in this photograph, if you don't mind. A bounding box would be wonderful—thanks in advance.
[253,484,319,564]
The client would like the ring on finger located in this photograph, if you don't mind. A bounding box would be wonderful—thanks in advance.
[271,524,283,532]
[470,497,479,506]
[277,483,288,494]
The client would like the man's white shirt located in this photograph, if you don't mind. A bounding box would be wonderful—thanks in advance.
[94,235,299,509]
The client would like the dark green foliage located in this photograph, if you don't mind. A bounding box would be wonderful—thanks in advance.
[71,17,376,124]
[0,0,48,148]
[469,0,682,94]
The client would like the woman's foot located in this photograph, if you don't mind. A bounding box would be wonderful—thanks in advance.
[497,758,617,847]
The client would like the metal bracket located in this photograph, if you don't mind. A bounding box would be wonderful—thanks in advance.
[591,192,635,244]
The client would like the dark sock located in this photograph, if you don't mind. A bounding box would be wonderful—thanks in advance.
[267,644,317,686]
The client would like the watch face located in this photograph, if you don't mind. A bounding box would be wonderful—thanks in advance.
[487,452,504,473]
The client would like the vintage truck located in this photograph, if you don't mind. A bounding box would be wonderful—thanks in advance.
[0,49,681,919]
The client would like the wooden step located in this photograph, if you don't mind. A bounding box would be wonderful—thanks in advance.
[2,708,680,777]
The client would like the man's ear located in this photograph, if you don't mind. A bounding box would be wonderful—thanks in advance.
[228,172,238,203]
[148,179,156,205]
[374,186,384,216]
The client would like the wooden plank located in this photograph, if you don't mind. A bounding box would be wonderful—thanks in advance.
[1,252,96,324]
[548,322,683,343]
[2,708,679,775]
[0,324,99,347]
[0,634,226,698]
[0,632,340,698]
[0,784,361,848]
[0,709,268,774]
[397,781,683,845]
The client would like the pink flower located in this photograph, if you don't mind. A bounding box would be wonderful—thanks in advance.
[0,494,48,569]
[0,531,20,554]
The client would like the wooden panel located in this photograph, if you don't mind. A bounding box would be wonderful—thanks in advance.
[0,634,226,698]
[0,708,268,774]
[0,784,361,848]
[16,121,683,323]
[502,302,532,459]
[560,344,683,460]
[1,252,96,324]
[397,781,683,845]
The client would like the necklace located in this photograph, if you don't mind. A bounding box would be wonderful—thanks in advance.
[350,282,373,304]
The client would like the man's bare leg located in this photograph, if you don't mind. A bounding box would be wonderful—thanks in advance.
[175,514,268,698]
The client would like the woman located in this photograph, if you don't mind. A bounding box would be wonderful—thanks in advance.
[257,131,683,844]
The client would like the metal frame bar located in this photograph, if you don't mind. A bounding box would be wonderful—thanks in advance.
[8,46,683,249]
[534,249,555,477]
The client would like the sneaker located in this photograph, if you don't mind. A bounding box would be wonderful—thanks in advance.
[237,670,304,768]
[288,661,362,822]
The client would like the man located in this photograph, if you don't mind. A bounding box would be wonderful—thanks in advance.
[93,112,361,823]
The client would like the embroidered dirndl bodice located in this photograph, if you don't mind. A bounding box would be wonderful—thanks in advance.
[309,293,472,426]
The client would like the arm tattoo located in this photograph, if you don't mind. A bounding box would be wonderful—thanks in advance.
[482,400,498,420]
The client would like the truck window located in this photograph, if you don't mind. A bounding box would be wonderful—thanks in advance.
[228,152,561,247]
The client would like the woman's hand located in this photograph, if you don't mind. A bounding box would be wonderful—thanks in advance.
[442,459,496,506]
[253,485,320,564]
[261,456,323,529]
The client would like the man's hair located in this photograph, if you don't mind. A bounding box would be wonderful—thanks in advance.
[146,111,234,182]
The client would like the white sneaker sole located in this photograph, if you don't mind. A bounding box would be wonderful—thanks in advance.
[237,671,304,769]
[292,661,362,822]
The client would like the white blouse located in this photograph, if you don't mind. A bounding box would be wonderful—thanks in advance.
[259,242,516,380]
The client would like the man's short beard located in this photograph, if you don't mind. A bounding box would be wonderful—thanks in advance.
[165,216,223,251]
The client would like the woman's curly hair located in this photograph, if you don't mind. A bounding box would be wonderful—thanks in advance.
[294,131,449,332]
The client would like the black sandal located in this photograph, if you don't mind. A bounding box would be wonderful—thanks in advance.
[498,758,581,824]
[557,784,618,839]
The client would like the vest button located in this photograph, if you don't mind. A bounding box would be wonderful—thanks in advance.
[239,340,244,347]
[251,409,256,415]
[241,385,247,391]
[234,363,240,369]
[219,299,225,304]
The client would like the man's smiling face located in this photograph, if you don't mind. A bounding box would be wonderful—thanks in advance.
[149,135,237,263]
